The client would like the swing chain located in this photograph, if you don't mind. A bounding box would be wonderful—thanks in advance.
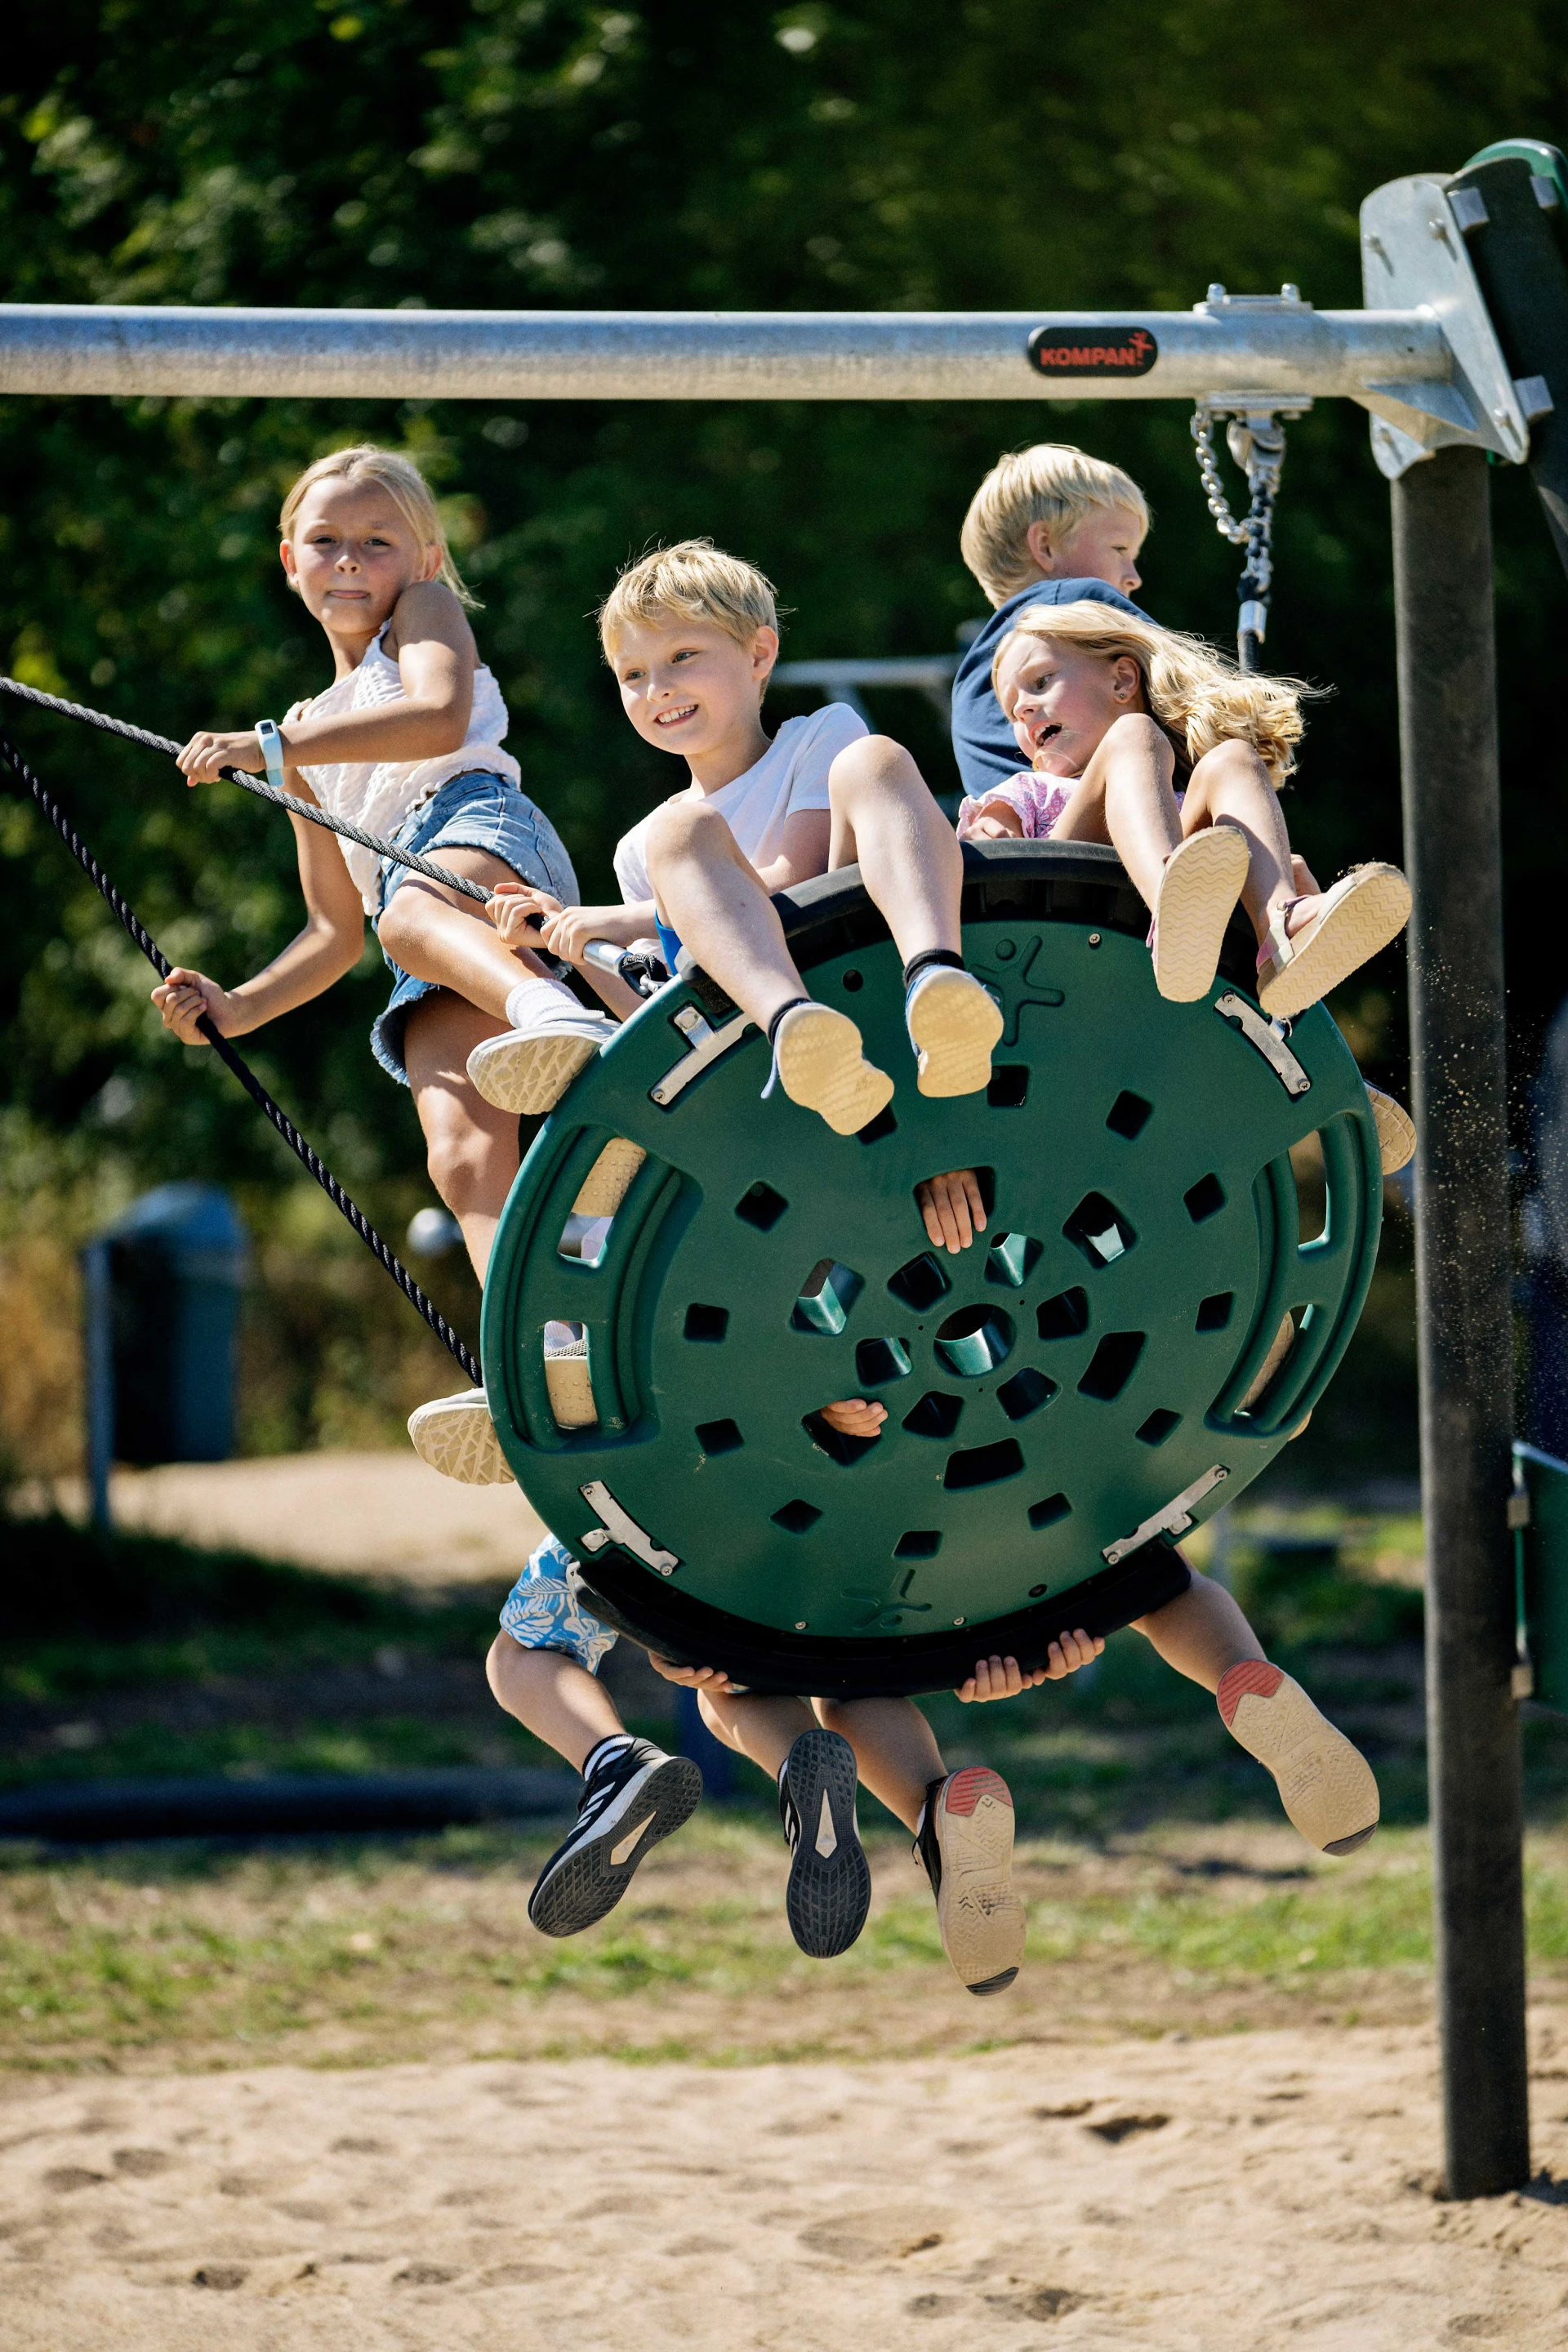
[1189,400,1303,673]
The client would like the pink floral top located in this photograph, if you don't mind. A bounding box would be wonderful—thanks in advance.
[956,771,1074,841]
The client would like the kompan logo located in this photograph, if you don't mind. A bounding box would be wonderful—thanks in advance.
[1026,326,1159,376]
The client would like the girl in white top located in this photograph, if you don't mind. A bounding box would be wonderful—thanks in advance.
[149,443,583,1487]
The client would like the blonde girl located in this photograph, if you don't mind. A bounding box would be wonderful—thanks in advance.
[959,600,1410,1013]
[152,443,586,1486]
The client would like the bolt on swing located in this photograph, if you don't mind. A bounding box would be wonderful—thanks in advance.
[1189,289,1312,672]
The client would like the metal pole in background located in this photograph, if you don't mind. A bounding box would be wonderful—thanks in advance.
[1392,443,1530,2197]
[81,1238,114,1535]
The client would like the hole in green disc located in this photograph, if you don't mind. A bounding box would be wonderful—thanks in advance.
[1037,1286,1090,1340]
[736,1182,788,1231]
[987,1066,1029,1108]
[987,1232,1042,1289]
[1063,1192,1138,1267]
[893,1530,942,1560]
[772,1499,823,1535]
[1106,1090,1153,1140]
[1027,1494,1071,1531]
[1134,1408,1181,1446]
[902,1391,964,1439]
[684,1303,729,1343]
[1077,1332,1146,1401]
[1183,1173,1226,1223]
[943,1438,1026,1491]
[1196,1292,1234,1332]
[996,1366,1058,1421]
[857,1105,898,1145]
[888,1251,951,1312]
[791,1258,865,1335]
[695,1418,744,1457]
[934,1304,1015,1379]
[803,1411,880,1467]
[855,1335,912,1385]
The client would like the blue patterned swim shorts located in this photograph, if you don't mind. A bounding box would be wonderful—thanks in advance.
[498,1533,618,1674]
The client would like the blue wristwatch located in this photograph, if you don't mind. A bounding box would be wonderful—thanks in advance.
[255,717,287,792]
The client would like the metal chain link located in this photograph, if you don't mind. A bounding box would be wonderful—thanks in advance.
[1189,405,1290,670]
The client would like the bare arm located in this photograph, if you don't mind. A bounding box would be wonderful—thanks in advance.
[176,581,479,782]
[151,777,366,1043]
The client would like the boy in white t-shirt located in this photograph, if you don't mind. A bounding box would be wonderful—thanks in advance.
[467,538,1003,1135]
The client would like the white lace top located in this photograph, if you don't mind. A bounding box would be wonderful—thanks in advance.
[288,625,521,912]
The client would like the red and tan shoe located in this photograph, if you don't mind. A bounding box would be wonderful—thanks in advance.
[1217,1661,1379,1855]
[915,1766,1027,1995]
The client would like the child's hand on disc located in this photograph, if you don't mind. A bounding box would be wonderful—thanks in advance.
[150,968,239,1045]
[956,1630,1103,1703]
[176,729,263,785]
[817,1397,887,1438]
[648,1655,742,1695]
[916,1168,987,1253]
[537,902,638,965]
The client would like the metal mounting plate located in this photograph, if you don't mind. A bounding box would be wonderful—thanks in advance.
[1359,173,1530,477]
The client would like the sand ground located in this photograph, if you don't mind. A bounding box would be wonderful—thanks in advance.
[2,2020,1567,2350]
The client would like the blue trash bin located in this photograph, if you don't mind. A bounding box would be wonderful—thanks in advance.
[82,1185,250,1501]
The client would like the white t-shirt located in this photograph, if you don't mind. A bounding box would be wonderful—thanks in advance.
[612,702,867,906]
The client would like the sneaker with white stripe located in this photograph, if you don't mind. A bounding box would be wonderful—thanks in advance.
[528,1737,702,1937]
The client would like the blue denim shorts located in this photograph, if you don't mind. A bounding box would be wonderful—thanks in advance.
[499,1534,618,1673]
[369,770,579,1086]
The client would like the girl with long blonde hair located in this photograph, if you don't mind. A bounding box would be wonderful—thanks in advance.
[150,443,587,1486]
[963,600,1410,1013]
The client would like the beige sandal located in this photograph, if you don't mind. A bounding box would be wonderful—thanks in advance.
[1150,825,1250,1002]
[768,1002,895,1137]
[407,1388,515,1486]
[1365,1084,1414,1174]
[905,965,1004,1098]
[1256,865,1411,1018]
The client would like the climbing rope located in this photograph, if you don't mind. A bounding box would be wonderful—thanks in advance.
[0,713,482,1387]
[0,675,493,906]
[1189,404,1291,674]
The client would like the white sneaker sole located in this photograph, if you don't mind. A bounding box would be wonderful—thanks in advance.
[774,1004,895,1138]
[407,1388,515,1486]
[1218,1664,1379,1854]
[1258,864,1412,1019]
[906,967,1004,1098]
[933,1766,1026,1995]
[1151,826,1250,1002]
[467,1027,607,1116]
[1366,1085,1415,1175]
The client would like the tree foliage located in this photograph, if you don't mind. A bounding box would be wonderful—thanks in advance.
[2,0,1565,1334]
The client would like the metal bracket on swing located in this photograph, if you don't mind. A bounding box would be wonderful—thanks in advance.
[1214,991,1312,1097]
[577,1479,683,1575]
[648,1001,753,1108]
[1102,1464,1231,1566]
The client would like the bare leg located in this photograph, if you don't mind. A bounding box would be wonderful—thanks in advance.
[487,1634,626,1771]
[1049,712,1186,906]
[641,800,810,1032]
[696,1686,817,1776]
[403,991,522,1279]
[814,1694,946,1831]
[826,736,964,964]
[1179,738,1296,942]
[1129,1566,1267,1693]
[376,846,559,1022]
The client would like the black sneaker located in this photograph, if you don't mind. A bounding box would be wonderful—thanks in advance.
[528,1738,702,1938]
[777,1727,871,1958]
[914,1766,1026,1996]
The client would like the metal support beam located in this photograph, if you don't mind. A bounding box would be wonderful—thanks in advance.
[0,301,1445,404]
[1393,444,1530,2198]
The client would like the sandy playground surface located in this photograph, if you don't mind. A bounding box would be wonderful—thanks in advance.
[2,2020,1567,2350]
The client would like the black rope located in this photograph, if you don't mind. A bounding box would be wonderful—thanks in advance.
[0,715,482,1388]
[0,674,492,905]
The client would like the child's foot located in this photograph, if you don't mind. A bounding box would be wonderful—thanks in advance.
[915,1766,1027,1996]
[543,1321,596,1429]
[777,1727,871,1958]
[770,1002,895,1138]
[572,1136,647,1218]
[1366,1084,1415,1174]
[528,1736,702,1937]
[1150,823,1250,1002]
[1256,864,1412,1019]
[468,998,618,1115]
[1216,1661,1380,1855]
[905,964,1004,1098]
[407,1387,515,1486]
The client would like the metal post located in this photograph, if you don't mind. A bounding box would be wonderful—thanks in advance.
[81,1239,114,1534]
[1392,444,1530,2197]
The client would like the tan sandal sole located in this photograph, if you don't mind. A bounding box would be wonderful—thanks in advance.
[1258,865,1411,1018]
[544,1348,598,1430]
[1366,1085,1414,1175]
[572,1137,648,1218]
[467,1029,604,1116]
[906,967,1004,1098]
[407,1390,516,1486]
[933,1766,1027,1994]
[774,1004,895,1138]
[1151,826,1250,1002]
[1218,1664,1379,1854]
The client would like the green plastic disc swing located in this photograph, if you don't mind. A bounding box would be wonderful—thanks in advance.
[482,841,1382,1697]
